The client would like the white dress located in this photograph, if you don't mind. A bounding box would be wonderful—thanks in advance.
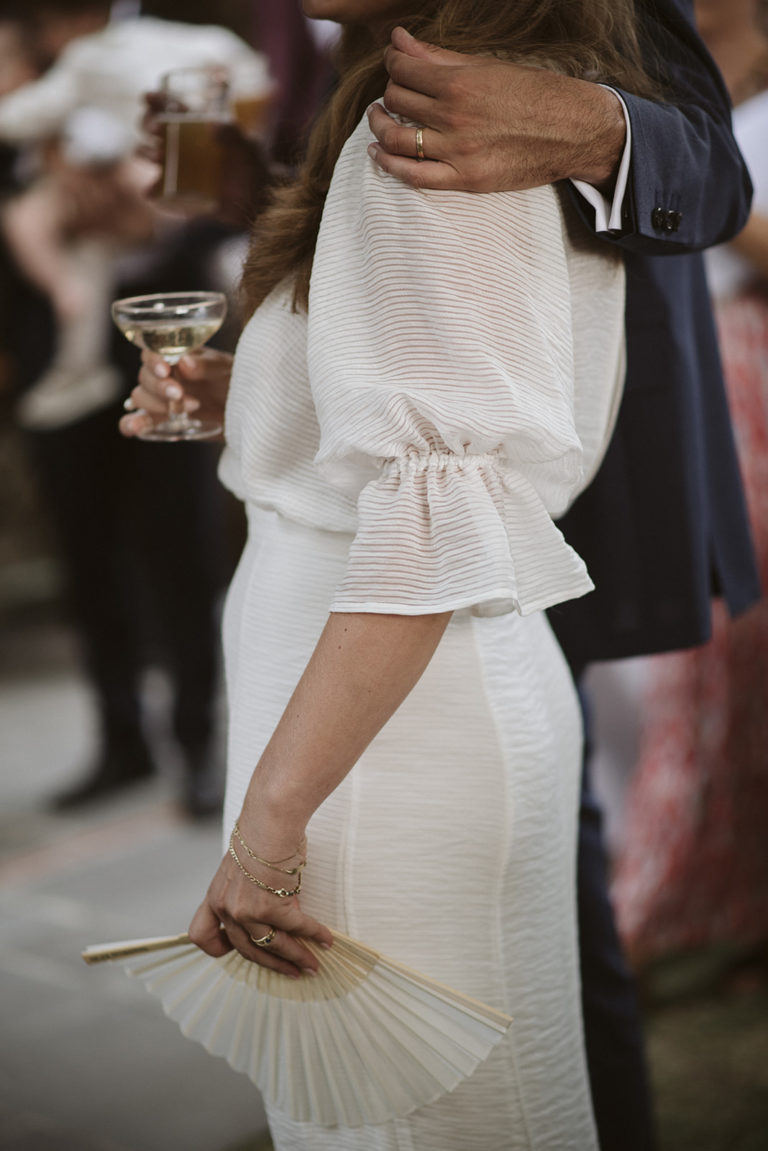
[218,115,626,1150]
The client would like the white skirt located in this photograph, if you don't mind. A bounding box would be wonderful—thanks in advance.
[221,504,597,1151]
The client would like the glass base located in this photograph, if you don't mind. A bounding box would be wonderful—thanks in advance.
[138,416,223,442]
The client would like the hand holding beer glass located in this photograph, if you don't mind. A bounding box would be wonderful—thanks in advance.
[157,66,231,213]
[154,62,271,213]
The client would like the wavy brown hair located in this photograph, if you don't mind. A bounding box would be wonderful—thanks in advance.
[241,0,658,316]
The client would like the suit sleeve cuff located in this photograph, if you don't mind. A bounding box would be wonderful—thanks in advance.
[570,87,631,234]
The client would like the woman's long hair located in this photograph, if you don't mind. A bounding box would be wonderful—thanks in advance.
[241,0,657,316]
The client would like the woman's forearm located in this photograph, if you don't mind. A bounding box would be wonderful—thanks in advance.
[236,610,451,854]
[191,609,450,972]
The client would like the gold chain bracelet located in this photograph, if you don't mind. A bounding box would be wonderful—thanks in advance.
[232,821,306,876]
[228,837,303,898]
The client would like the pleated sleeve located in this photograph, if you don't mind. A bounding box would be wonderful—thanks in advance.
[307,117,623,617]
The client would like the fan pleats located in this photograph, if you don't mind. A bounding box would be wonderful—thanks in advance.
[92,933,512,1127]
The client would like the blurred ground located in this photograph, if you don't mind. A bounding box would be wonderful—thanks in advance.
[643,950,768,1151]
[1,609,766,1151]
[0,607,269,1151]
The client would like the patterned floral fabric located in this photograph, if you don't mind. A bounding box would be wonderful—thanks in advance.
[612,289,768,964]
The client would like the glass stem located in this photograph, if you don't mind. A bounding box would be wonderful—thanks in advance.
[165,361,190,427]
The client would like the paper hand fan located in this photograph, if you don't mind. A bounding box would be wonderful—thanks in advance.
[82,930,512,1127]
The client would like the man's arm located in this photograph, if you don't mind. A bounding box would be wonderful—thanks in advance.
[609,0,751,251]
[369,2,752,253]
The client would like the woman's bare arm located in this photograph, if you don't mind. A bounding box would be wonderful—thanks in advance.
[189,609,451,977]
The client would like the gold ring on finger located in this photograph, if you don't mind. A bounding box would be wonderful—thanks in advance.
[249,927,277,948]
[415,126,425,162]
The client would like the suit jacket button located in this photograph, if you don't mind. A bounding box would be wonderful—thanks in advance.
[651,206,666,229]
[666,209,682,232]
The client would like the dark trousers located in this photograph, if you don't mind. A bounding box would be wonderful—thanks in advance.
[27,401,227,755]
[577,687,657,1151]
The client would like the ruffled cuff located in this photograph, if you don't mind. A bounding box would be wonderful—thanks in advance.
[329,452,593,617]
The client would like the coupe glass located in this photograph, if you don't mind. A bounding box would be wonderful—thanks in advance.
[112,291,227,441]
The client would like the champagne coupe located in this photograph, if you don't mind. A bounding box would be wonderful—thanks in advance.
[112,291,227,441]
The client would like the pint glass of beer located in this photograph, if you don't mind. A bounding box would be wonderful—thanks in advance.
[158,66,230,213]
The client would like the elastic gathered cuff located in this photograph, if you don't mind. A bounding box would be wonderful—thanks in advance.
[330,452,593,618]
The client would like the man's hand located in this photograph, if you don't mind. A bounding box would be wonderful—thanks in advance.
[367,26,626,194]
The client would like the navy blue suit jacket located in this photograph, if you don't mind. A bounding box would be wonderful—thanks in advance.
[550,0,760,668]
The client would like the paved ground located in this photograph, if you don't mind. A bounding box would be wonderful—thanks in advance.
[0,611,268,1151]
[647,978,768,1151]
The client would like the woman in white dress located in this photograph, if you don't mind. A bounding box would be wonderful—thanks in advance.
[123,1,655,1146]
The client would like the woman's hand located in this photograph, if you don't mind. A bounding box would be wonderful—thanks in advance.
[189,836,333,979]
[120,347,233,439]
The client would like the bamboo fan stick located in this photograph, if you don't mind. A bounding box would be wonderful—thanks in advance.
[82,933,192,964]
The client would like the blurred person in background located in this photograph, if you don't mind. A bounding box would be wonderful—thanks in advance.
[0,14,38,101]
[0,0,269,816]
[0,11,39,253]
[612,0,768,974]
[249,0,336,168]
[0,0,268,428]
[0,12,39,397]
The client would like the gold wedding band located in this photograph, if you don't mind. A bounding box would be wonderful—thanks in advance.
[249,927,277,948]
[415,126,425,162]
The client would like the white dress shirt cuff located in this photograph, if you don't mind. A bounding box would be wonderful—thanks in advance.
[570,88,631,234]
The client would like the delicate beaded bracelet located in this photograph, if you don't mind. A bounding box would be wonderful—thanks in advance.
[232,820,306,876]
[228,835,303,898]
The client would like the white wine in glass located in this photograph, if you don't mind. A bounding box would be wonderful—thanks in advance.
[112,291,227,441]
